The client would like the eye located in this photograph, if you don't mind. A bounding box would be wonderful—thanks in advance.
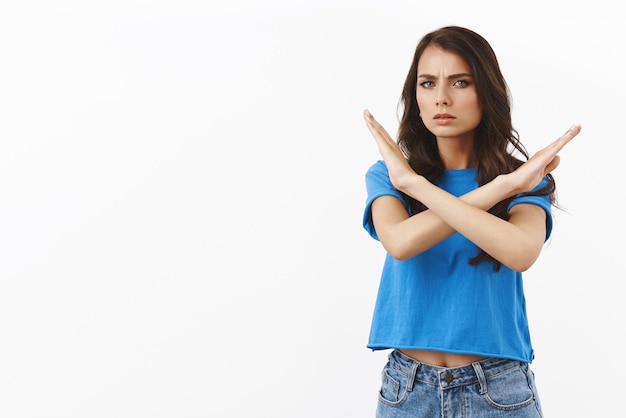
[453,79,470,87]
[419,81,435,88]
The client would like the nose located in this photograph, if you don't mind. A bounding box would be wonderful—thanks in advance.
[435,87,449,106]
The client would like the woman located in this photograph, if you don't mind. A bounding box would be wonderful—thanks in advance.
[362,26,580,417]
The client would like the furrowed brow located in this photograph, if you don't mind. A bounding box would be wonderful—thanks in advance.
[417,73,473,79]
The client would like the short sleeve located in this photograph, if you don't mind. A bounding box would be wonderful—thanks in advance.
[362,160,408,241]
[507,177,554,241]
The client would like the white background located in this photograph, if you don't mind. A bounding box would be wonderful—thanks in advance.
[0,1,622,417]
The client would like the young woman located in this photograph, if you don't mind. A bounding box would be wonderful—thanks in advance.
[362,26,580,417]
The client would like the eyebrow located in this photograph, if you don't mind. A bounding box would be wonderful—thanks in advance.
[417,73,473,79]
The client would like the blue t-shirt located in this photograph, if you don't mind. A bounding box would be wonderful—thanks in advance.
[363,160,553,363]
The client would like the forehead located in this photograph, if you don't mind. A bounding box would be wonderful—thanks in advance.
[417,45,471,75]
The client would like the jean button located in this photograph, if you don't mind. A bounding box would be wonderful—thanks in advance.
[444,372,454,383]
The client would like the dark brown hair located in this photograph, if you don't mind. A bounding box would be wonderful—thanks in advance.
[397,26,556,270]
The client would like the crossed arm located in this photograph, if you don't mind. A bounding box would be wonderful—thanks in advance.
[364,110,581,271]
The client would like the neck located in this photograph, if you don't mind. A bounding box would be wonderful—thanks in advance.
[436,135,476,169]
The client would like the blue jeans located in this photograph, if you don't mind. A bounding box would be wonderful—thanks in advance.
[376,350,543,418]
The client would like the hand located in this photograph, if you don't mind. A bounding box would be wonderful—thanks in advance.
[508,124,582,193]
[364,109,418,191]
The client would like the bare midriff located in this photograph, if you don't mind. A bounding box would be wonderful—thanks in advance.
[400,349,487,368]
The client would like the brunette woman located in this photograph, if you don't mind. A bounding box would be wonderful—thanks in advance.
[363,25,580,417]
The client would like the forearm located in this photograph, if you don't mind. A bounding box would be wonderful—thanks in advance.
[402,174,542,270]
[385,174,516,259]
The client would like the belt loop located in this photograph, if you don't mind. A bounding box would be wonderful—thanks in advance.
[471,361,487,395]
[406,361,419,392]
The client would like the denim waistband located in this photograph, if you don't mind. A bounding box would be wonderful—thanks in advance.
[388,349,525,390]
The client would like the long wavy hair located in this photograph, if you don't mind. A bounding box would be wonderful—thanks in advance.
[397,26,557,270]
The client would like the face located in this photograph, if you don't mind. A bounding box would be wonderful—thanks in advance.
[416,45,482,141]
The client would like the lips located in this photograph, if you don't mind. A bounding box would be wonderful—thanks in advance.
[432,113,456,126]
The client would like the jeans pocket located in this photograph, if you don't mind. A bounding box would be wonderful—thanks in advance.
[483,364,537,411]
[378,362,409,407]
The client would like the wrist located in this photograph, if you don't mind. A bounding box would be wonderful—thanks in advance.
[397,173,427,197]
[495,173,520,198]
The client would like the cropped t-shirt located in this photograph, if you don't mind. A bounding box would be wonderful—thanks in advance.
[363,160,553,363]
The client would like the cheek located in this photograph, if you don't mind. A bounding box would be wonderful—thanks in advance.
[416,97,432,117]
[471,106,483,125]
[415,90,431,108]
[461,96,482,123]
[415,96,424,111]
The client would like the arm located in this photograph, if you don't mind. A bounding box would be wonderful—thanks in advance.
[392,175,546,271]
[364,109,581,271]
[371,174,516,260]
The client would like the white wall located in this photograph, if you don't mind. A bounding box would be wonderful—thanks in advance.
[0,1,621,417]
